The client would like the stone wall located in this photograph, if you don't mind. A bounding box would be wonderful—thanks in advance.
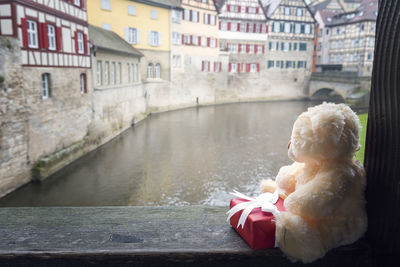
[0,37,30,197]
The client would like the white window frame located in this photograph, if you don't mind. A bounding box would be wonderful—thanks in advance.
[221,21,227,31]
[296,8,303,16]
[101,0,111,10]
[97,60,102,86]
[201,36,207,47]
[127,27,138,44]
[274,22,280,33]
[117,63,121,84]
[77,31,84,54]
[210,38,216,48]
[147,63,153,78]
[231,63,237,73]
[305,24,311,34]
[284,7,291,15]
[42,73,50,99]
[172,10,181,23]
[231,44,238,53]
[155,63,161,78]
[104,61,109,85]
[240,44,246,53]
[257,45,262,54]
[210,15,215,25]
[250,63,257,73]
[172,32,181,45]
[149,31,160,46]
[74,0,81,6]
[192,10,198,22]
[249,44,254,54]
[27,20,38,48]
[240,23,246,32]
[111,62,115,85]
[284,22,291,33]
[150,9,158,19]
[47,24,56,50]
[128,5,136,16]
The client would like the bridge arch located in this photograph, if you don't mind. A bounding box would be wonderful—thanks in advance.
[309,80,359,99]
[311,88,345,100]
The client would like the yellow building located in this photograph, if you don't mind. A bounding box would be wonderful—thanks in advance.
[87,0,180,81]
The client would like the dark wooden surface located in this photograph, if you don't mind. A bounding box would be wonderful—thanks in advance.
[365,0,400,259]
[0,206,369,267]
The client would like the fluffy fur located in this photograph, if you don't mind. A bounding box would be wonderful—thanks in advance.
[261,102,367,263]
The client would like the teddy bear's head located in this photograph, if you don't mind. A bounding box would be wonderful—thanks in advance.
[288,102,361,163]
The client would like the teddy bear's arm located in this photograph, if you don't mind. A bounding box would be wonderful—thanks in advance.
[284,172,348,219]
[275,162,303,198]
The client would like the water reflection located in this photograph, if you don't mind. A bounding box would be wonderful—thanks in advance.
[1,100,352,207]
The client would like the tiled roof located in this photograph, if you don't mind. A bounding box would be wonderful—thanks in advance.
[88,25,143,57]
[324,0,377,26]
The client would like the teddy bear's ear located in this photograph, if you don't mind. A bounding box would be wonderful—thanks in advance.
[309,105,346,146]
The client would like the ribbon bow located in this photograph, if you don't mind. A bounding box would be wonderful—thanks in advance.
[227,190,280,229]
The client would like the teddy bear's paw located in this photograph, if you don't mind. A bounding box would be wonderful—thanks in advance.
[276,212,326,263]
[260,179,277,193]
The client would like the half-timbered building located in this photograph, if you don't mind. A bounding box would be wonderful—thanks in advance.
[0,0,92,176]
[218,0,268,74]
[261,0,315,96]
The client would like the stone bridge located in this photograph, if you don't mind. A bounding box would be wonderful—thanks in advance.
[309,72,371,99]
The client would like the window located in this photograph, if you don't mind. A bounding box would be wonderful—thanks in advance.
[210,15,216,25]
[268,60,274,68]
[172,32,181,45]
[101,0,111,10]
[231,63,237,72]
[221,22,227,31]
[173,55,181,68]
[41,73,50,99]
[193,35,198,46]
[349,54,354,62]
[299,43,307,51]
[305,24,311,34]
[326,28,330,35]
[284,22,290,33]
[150,10,158,19]
[77,32,84,54]
[240,23,246,32]
[128,5,136,15]
[296,8,303,16]
[74,0,81,6]
[183,9,190,21]
[148,31,161,46]
[127,63,131,83]
[368,53,372,61]
[360,23,364,31]
[117,63,121,84]
[257,45,262,54]
[101,23,112,30]
[274,22,280,33]
[240,44,246,53]
[27,20,38,48]
[80,73,87,93]
[172,10,180,23]
[369,37,375,47]
[97,60,102,86]
[111,62,115,84]
[295,23,300,33]
[250,63,257,73]
[193,10,198,22]
[134,63,139,82]
[210,38,216,48]
[351,39,355,47]
[201,36,207,47]
[126,27,138,44]
[104,61,109,85]
[47,24,56,50]
[147,63,153,78]
[284,7,291,15]
[359,38,364,47]
[155,63,161,78]
[249,45,254,54]
[231,43,238,53]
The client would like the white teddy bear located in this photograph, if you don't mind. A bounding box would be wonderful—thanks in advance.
[261,102,367,263]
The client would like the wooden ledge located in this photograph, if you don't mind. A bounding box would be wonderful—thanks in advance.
[0,206,369,266]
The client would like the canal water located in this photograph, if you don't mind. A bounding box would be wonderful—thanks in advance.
[0,100,364,207]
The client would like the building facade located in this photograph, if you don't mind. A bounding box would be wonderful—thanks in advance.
[261,0,316,96]
[89,25,145,135]
[86,0,179,81]
[0,0,91,196]
[315,0,377,75]
[218,0,268,75]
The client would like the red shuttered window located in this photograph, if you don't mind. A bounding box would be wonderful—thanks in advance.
[246,23,249,32]
[56,26,62,50]
[246,63,250,72]
[21,18,28,47]
[227,22,231,31]
[237,23,240,31]
[228,63,232,72]
[246,44,249,53]
[257,63,260,72]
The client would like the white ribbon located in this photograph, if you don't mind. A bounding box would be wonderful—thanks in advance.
[227,190,280,229]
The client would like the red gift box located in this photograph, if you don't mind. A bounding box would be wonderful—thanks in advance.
[229,197,285,250]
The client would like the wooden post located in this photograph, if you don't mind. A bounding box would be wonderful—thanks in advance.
[365,0,400,261]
